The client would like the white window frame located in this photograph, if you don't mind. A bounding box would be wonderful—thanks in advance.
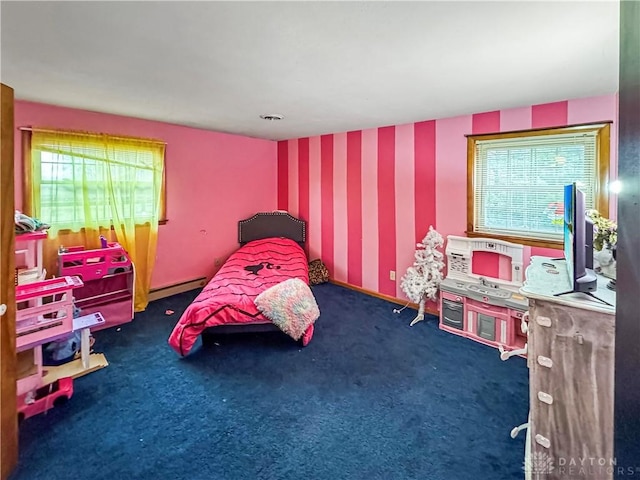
[466,123,611,249]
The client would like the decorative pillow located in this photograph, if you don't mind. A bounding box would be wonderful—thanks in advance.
[308,259,330,285]
[254,278,320,340]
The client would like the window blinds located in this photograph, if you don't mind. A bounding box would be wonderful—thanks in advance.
[36,151,158,228]
[473,131,598,242]
[31,133,164,230]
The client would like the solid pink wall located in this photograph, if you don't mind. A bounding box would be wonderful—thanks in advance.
[14,100,277,289]
[278,95,618,301]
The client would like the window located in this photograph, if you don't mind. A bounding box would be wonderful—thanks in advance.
[467,123,610,248]
[26,130,166,231]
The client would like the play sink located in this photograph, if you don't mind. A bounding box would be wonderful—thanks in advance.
[466,283,511,299]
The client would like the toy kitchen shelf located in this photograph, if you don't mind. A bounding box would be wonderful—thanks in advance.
[438,236,529,356]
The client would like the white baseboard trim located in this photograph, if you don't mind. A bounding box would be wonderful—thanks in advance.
[148,277,207,302]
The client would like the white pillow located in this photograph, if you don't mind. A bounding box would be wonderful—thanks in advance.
[254,278,320,340]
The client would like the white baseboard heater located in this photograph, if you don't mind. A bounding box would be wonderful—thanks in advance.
[148,277,207,302]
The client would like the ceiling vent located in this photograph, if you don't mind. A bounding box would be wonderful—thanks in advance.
[259,114,284,121]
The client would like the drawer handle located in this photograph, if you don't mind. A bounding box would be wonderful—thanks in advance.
[536,316,552,327]
[537,356,553,368]
[535,434,551,449]
[444,304,462,311]
[538,391,554,405]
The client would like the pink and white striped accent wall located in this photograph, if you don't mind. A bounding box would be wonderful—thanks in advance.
[278,95,618,301]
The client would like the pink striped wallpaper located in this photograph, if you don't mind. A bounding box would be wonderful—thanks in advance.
[278,95,617,301]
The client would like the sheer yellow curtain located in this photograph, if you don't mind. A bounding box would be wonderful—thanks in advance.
[29,130,165,311]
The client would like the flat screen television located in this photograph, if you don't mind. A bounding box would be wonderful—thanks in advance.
[557,183,604,302]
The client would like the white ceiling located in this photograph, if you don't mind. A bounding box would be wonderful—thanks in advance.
[0,1,620,141]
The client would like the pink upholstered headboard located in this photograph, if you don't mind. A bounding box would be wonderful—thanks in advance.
[238,212,306,247]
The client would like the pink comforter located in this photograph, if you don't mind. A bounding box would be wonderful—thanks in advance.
[168,237,313,356]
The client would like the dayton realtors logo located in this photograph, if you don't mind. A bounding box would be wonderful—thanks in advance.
[524,454,640,478]
[523,452,555,478]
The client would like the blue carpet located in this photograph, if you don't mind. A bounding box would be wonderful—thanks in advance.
[11,283,529,480]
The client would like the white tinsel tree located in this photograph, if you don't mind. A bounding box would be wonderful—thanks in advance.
[399,226,445,326]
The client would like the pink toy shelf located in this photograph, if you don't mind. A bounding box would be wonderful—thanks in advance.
[59,241,132,282]
[16,275,84,400]
[58,239,135,331]
[16,276,84,352]
[14,232,109,421]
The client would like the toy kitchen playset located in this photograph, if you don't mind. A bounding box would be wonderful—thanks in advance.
[438,236,529,358]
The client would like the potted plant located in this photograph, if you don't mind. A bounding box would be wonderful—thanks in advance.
[587,210,617,281]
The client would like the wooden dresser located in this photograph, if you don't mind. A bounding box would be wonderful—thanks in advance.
[521,257,616,480]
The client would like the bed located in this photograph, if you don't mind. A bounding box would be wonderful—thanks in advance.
[168,212,315,356]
